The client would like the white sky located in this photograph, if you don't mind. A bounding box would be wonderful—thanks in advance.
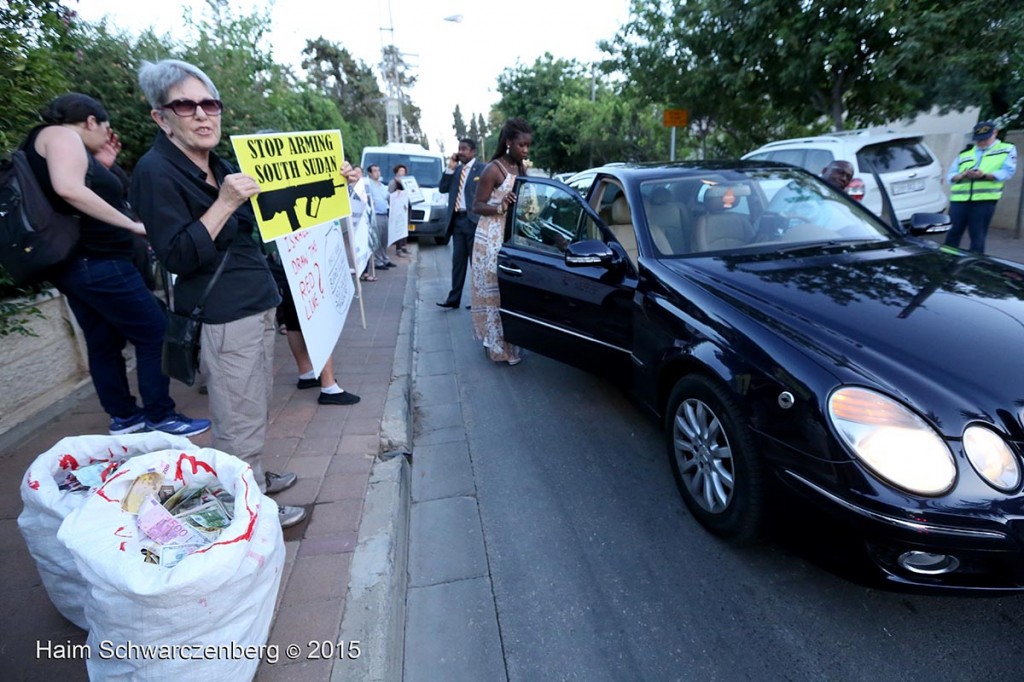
[71,0,631,154]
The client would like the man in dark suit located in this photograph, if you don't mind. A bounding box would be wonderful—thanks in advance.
[437,138,485,309]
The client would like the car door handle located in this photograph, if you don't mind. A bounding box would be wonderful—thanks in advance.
[498,263,523,276]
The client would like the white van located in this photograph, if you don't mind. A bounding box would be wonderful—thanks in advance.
[360,143,451,244]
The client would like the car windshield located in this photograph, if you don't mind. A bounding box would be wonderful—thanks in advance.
[639,168,894,257]
[362,153,444,187]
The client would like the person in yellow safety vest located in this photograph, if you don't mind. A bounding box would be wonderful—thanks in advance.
[944,120,1018,253]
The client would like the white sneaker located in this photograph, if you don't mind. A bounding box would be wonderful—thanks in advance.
[279,505,307,528]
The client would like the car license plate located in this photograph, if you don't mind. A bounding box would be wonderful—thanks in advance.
[892,179,925,195]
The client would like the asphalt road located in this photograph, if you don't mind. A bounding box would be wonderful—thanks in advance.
[445,305,1024,682]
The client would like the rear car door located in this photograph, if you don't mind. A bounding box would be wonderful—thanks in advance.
[497,177,636,378]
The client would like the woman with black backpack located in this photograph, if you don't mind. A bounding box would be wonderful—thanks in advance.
[25,93,209,438]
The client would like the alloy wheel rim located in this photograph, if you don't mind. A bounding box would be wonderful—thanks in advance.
[673,398,735,514]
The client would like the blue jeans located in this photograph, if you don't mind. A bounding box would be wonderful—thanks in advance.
[944,200,998,254]
[53,257,175,422]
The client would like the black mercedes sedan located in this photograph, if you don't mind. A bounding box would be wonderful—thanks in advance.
[495,161,1024,591]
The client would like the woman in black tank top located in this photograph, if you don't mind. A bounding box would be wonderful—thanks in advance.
[26,94,209,439]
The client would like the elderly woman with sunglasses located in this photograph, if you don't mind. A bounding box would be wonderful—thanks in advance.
[23,93,210,439]
[129,59,304,528]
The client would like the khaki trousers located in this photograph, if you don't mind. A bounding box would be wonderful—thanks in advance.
[200,309,276,492]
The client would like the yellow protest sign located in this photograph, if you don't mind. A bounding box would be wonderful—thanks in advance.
[231,130,352,241]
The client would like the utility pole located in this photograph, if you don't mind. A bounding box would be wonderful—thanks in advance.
[380,0,404,144]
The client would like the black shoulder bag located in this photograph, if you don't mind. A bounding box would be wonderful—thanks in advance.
[162,252,230,386]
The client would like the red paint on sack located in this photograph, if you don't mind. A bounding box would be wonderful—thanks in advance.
[28,478,40,490]
[195,476,257,553]
[174,453,217,482]
[59,454,79,470]
[118,542,127,552]
[95,469,129,503]
[114,526,131,538]
[99,461,119,482]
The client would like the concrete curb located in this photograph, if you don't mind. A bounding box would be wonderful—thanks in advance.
[334,246,419,681]
[379,248,418,456]
[334,454,410,682]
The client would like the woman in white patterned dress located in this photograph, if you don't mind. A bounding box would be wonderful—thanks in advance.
[471,117,533,365]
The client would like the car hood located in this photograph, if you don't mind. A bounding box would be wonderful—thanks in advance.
[666,240,1024,438]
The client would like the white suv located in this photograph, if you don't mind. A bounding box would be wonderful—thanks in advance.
[743,131,948,223]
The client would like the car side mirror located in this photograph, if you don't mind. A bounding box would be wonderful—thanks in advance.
[908,212,952,235]
[565,239,614,267]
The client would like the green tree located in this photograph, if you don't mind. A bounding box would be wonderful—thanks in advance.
[492,53,669,171]
[182,0,298,152]
[551,90,668,168]
[301,37,386,159]
[0,0,76,152]
[909,2,1024,126]
[495,53,590,172]
[475,113,488,140]
[64,22,177,169]
[604,0,1024,157]
[452,104,467,139]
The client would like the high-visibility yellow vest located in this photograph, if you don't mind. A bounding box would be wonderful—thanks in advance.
[951,141,1014,202]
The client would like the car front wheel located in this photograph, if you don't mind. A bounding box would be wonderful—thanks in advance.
[666,375,764,543]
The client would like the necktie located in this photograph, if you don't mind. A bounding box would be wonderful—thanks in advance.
[456,163,470,211]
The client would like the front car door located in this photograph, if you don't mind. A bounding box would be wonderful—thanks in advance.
[497,177,636,380]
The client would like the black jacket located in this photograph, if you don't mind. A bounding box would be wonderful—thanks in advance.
[129,131,280,323]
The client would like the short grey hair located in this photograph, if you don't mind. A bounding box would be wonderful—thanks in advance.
[137,59,220,110]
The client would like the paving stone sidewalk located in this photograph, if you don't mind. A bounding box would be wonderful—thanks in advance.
[0,249,414,682]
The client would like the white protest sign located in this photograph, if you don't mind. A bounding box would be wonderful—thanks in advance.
[346,212,372,277]
[401,175,425,204]
[388,189,409,247]
[276,220,354,376]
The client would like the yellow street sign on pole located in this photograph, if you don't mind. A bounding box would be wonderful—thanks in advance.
[663,109,689,128]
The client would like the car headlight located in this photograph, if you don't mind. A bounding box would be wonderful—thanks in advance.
[828,387,955,495]
[963,425,1020,492]
[431,191,448,206]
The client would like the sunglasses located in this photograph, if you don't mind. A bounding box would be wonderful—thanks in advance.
[159,98,224,117]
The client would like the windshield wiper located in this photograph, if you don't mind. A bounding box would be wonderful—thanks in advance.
[773,239,882,256]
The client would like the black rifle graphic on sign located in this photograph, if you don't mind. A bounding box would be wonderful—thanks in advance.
[256,179,343,232]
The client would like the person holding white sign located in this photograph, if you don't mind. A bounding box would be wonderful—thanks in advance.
[129,59,305,528]
[265,241,360,406]
[388,164,411,256]
[366,164,394,270]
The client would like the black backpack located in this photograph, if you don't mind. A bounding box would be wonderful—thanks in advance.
[0,140,80,285]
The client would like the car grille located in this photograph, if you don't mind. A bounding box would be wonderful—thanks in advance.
[411,209,426,221]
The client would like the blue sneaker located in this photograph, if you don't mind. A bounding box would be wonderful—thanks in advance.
[145,413,211,438]
[109,413,147,435]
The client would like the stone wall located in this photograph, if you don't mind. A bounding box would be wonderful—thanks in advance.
[0,292,88,436]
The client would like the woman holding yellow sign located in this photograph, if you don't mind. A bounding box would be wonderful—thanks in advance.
[129,59,305,529]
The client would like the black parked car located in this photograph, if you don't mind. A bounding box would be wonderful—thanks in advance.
[496,161,1024,591]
